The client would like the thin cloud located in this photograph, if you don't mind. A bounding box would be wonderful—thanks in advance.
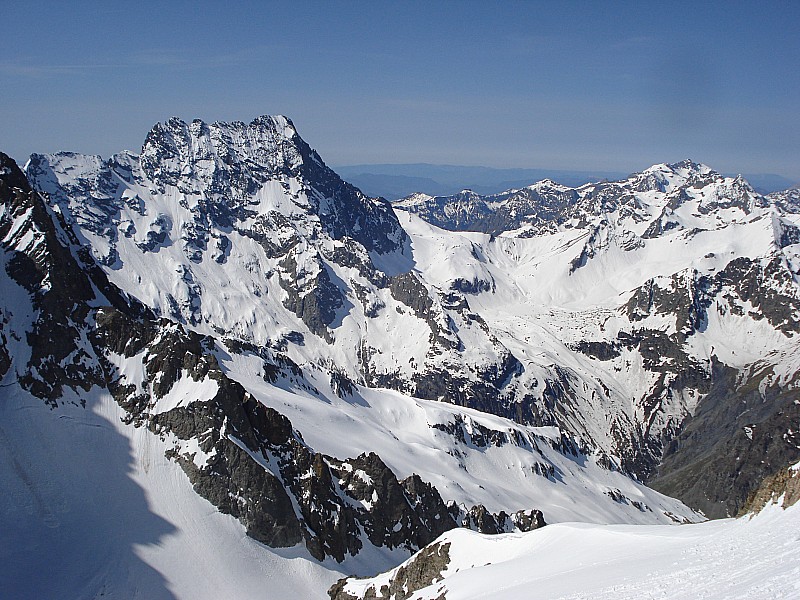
[129,45,284,70]
[0,61,114,77]
[129,49,191,67]
[0,45,281,79]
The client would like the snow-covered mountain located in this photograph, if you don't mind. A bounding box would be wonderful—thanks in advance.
[3,115,800,598]
[396,161,800,515]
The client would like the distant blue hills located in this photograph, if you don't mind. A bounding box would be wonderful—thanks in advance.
[334,163,798,200]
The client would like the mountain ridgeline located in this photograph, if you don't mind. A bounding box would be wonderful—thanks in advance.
[2,115,799,588]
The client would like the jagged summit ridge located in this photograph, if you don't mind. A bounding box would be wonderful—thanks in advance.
[25,114,410,345]
[140,115,306,196]
[30,114,404,256]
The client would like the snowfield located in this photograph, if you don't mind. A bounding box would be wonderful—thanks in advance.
[216,351,699,526]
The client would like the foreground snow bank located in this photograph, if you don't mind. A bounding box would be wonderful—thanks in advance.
[336,500,800,600]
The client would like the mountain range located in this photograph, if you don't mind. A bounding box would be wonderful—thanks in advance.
[2,115,799,598]
[335,163,798,200]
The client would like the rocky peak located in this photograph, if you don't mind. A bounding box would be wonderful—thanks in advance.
[666,159,714,178]
[140,115,304,195]
[0,152,32,192]
[630,160,717,194]
[526,178,570,192]
[399,159,778,240]
[454,189,480,200]
[667,158,707,171]
[137,114,404,254]
[769,187,800,213]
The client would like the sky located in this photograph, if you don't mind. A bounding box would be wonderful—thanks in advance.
[1,1,798,179]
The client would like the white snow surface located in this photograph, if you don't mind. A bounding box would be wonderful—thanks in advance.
[343,502,800,600]
[0,385,389,600]
[219,348,697,526]
[0,379,694,600]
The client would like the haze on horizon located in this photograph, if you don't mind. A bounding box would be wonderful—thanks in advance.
[2,1,798,180]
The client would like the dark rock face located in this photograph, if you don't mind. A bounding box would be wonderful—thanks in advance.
[609,254,800,484]
[625,271,712,341]
[329,541,452,600]
[450,276,493,294]
[741,463,800,514]
[167,420,305,548]
[91,304,500,562]
[626,258,800,341]
[411,353,524,419]
[0,152,121,404]
[768,187,800,213]
[92,306,548,562]
[388,272,435,319]
[716,257,800,334]
[278,253,345,343]
[395,182,579,237]
[572,340,621,361]
[453,504,546,534]
[328,453,455,554]
[0,324,10,379]
[650,361,800,518]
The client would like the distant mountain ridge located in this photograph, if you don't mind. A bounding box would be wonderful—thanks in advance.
[335,163,798,200]
[396,158,800,516]
[335,163,628,199]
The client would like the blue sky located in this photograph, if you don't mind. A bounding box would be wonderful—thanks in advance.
[2,1,798,178]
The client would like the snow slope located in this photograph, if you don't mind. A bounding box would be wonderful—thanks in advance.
[217,349,697,526]
[337,501,800,600]
[0,384,376,599]
[0,370,695,600]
